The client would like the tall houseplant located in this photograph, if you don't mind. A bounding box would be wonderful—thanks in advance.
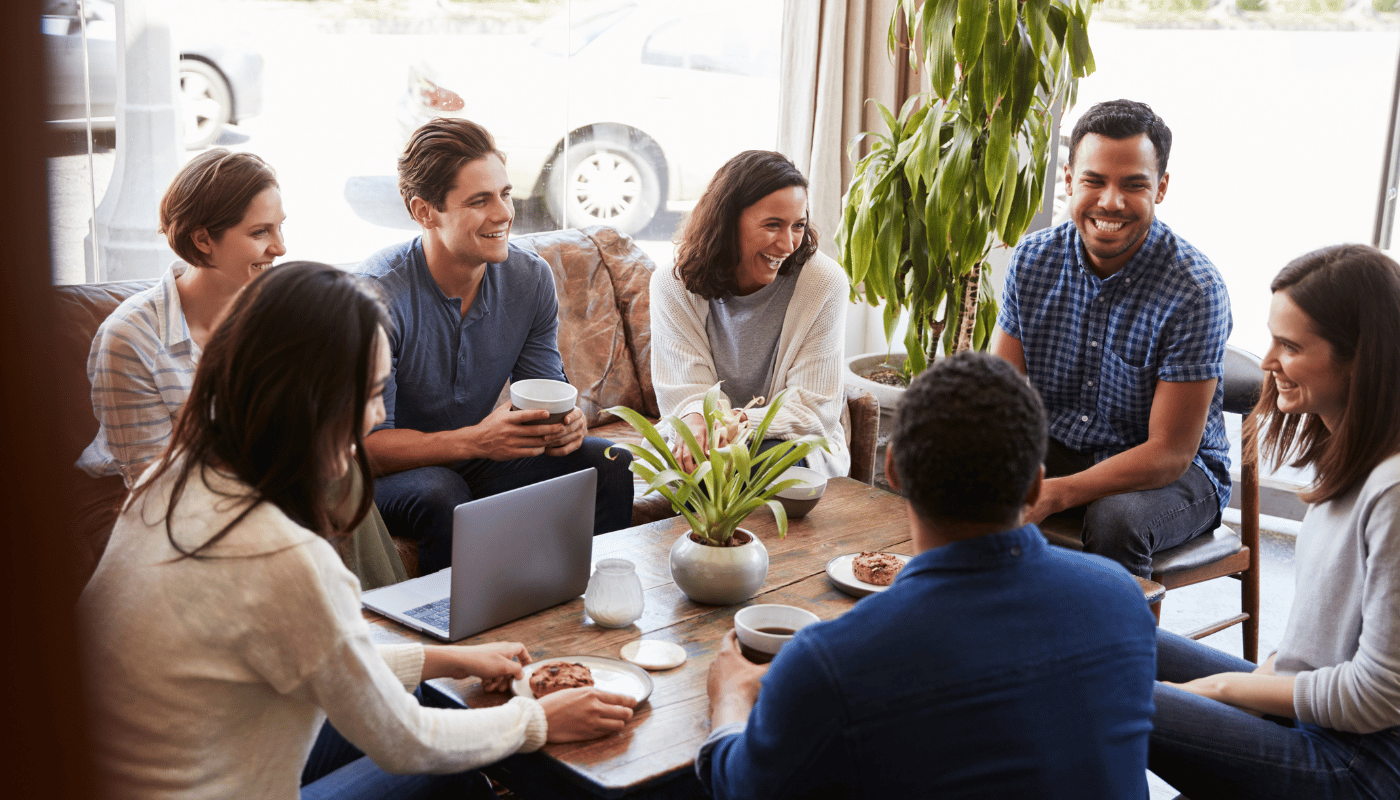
[838,0,1099,378]
[607,385,828,604]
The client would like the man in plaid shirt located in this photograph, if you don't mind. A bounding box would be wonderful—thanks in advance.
[991,100,1232,577]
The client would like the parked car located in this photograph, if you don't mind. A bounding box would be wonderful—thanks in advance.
[397,0,781,235]
[42,0,264,150]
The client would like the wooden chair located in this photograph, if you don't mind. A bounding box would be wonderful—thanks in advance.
[1041,345,1265,662]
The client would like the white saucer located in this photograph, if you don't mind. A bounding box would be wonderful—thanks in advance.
[825,552,913,598]
[620,640,687,670]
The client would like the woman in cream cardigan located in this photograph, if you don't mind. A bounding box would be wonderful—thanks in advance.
[650,150,849,478]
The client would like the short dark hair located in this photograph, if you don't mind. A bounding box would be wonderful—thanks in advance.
[1257,244,1400,504]
[159,149,278,268]
[1068,99,1172,178]
[398,117,506,214]
[673,150,819,299]
[129,262,391,558]
[890,352,1047,527]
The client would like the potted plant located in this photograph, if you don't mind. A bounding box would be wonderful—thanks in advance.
[606,384,828,605]
[838,0,1100,386]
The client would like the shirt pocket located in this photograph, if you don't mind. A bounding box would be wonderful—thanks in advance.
[1099,349,1156,435]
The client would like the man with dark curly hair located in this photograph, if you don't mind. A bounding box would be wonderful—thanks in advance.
[698,352,1157,799]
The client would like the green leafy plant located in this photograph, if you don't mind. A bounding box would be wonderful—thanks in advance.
[606,385,829,547]
[838,0,1100,378]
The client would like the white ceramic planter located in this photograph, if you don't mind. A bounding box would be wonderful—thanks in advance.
[669,528,769,605]
[844,352,908,415]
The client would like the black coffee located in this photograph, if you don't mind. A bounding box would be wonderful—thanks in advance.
[739,627,797,663]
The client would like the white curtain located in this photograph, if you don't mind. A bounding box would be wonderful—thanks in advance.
[778,0,919,356]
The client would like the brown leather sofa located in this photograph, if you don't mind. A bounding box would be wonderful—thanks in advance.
[56,225,879,578]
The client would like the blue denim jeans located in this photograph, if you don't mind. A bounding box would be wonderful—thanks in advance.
[300,689,495,800]
[1150,629,1400,799]
[1045,438,1221,577]
[374,436,634,574]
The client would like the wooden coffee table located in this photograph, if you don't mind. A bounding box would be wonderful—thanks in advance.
[364,477,1163,797]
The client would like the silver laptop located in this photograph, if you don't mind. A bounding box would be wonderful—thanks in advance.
[362,468,596,642]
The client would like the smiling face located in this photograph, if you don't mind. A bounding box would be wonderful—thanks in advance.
[1263,290,1352,432]
[196,186,286,284]
[1065,133,1169,278]
[733,185,807,295]
[413,154,513,270]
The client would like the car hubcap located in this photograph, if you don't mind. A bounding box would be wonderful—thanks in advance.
[180,72,218,135]
[571,151,640,220]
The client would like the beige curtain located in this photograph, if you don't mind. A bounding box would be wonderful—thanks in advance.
[778,0,920,355]
[778,0,919,256]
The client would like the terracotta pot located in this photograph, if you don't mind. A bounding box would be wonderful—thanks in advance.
[669,528,769,605]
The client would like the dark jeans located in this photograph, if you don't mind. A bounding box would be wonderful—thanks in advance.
[1045,438,1221,577]
[300,688,495,800]
[375,436,634,574]
[1150,630,1400,799]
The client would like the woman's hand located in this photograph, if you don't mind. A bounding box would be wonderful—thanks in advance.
[538,687,637,742]
[674,413,711,473]
[421,642,531,691]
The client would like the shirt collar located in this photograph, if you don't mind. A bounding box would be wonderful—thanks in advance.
[1068,217,1168,288]
[160,260,195,350]
[897,524,1045,579]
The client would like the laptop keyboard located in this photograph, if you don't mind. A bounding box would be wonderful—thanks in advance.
[404,598,450,632]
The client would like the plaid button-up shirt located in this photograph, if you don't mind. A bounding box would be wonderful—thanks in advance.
[997,219,1233,509]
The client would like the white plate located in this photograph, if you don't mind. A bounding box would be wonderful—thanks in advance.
[825,552,913,598]
[512,655,654,704]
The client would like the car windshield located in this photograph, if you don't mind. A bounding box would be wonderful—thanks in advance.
[532,2,636,57]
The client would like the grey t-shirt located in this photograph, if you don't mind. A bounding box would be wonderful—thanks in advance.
[706,271,798,407]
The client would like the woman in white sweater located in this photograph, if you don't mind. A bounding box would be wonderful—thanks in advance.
[1148,244,1400,798]
[651,150,848,478]
[79,263,635,800]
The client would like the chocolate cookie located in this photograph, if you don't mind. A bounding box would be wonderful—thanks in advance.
[529,661,595,698]
[852,552,903,586]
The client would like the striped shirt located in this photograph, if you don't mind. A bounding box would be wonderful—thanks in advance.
[997,219,1233,508]
[77,262,200,486]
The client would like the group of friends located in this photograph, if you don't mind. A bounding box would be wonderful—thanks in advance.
[74,98,1400,799]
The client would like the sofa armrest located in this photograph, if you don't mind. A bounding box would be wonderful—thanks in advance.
[844,385,879,485]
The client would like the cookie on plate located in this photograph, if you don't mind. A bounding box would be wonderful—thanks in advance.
[852,552,902,586]
[529,661,595,698]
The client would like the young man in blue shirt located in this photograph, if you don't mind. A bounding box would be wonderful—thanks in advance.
[698,352,1157,799]
[991,99,1232,577]
[359,118,633,574]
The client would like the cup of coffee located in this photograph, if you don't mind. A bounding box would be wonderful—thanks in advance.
[509,379,578,426]
[734,604,821,664]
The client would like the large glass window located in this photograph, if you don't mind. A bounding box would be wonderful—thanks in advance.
[46,0,784,285]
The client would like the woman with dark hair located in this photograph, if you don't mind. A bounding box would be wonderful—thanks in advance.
[1149,244,1400,798]
[651,150,848,476]
[77,149,404,589]
[79,263,636,800]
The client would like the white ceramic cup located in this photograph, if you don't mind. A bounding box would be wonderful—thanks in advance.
[509,379,578,425]
[734,604,821,664]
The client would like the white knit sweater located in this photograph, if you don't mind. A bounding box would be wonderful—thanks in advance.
[650,250,849,478]
[80,464,548,799]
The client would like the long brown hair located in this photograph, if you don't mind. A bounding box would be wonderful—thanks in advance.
[1255,244,1400,504]
[673,150,818,299]
[159,149,278,267]
[128,262,390,558]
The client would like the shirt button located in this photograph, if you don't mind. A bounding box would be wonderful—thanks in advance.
[1096,297,1104,303]
[1010,546,1022,557]
[1081,415,1089,422]
[1090,341,1099,347]
[1087,380,1094,386]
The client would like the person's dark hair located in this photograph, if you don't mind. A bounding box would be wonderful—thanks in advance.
[1255,244,1400,504]
[673,150,819,299]
[128,262,391,558]
[398,117,506,214]
[890,352,1047,526]
[159,149,278,268]
[1068,99,1172,178]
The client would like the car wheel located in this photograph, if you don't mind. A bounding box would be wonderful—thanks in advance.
[544,139,661,236]
[179,58,232,151]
